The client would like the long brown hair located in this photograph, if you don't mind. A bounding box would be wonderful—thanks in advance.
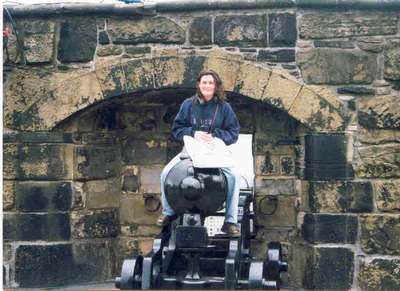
[196,69,225,103]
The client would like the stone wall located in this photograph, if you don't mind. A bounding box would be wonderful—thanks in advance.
[3,3,400,290]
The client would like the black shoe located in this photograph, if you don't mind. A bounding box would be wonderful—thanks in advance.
[221,222,241,237]
[156,214,172,227]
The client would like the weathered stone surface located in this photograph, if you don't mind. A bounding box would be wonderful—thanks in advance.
[15,241,113,287]
[234,62,271,99]
[262,69,302,111]
[297,49,377,85]
[314,40,355,49]
[255,178,296,196]
[21,20,55,63]
[3,243,12,262]
[125,46,151,57]
[97,45,122,57]
[360,214,400,255]
[84,179,120,209]
[108,17,185,44]
[95,59,126,99]
[4,213,70,241]
[255,195,297,227]
[300,12,398,39]
[356,144,400,178]
[139,165,163,193]
[303,247,354,289]
[214,15,267,47]
[384,38,400,81]
[120,195,161,225]
[373,180,400,212]
[71,209,119,238]
[119,105,159,132]
[269,13,296,47]
[74,145,121,180]
[358,95,400,129]
[258,49,295,63]
[98,31,110,45]
[122,175,139,192]
[3,180,15,210]
[58,19,97,62]
[359,258,400,291]
[15,181,73,211]
[302,214,358,243]
[307,181,374,213]
[4,132,75,143]
[289,86,345,131]
[153,56,196,89]
[337,86,375,95]
[255,153,280,176]
[357,128,400,145]
[189,17,212,45]
[357,37,385,53]
[122,58,154,93]
[121,138,167,165]
[4,143,74,180]
[231,104,254,133]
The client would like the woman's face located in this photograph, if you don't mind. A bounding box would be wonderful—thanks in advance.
[198,74,216,102]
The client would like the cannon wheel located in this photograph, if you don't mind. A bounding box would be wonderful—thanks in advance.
[266,242,283,283]
[116,256,143,290]
[248,261,264,289]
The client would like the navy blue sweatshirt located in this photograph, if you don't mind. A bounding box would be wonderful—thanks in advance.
[171,95,240,145]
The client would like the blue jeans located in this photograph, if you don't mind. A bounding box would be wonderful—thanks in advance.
[160,153,241,224]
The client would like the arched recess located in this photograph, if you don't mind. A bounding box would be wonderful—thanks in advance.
[4,49,347,132]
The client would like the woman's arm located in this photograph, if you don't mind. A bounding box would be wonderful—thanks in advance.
[171,100,194,141]
[213,103,240,145]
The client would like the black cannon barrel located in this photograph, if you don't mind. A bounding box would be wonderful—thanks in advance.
[164,158,227,215]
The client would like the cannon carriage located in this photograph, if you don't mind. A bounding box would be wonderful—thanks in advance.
[116,151,287,290]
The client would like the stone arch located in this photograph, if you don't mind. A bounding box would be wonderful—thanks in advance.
[5,49,346,132]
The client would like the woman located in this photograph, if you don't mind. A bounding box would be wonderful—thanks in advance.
[157,69,241,237]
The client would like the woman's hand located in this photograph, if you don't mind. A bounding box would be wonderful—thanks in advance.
[194,131,213,142]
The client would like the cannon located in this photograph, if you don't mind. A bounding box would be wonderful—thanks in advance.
[115,153,288,289]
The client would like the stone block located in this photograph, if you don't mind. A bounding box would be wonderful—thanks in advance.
[234,62,271,99]
[97,45,123,57]
[122,138,167,165]
[4,143,74,180]
[255,153,280,176]
[98,31,110,45]
[122,175,139,192]
[360,214,400,255]
[302,213,358,244]
[15,181,73,212]
[357,128,400,145]
[58,19,97,62]
[262,70,302,111]
[314,40,355,49]
[358,95,400,130]
[297,49,377,85]
[303,246,354,289]
[3,243,13,262]
[359,258,400,291]
[268,13,296,47]
[74,145,121,180]
[288,86,345,131]
[357,37,384,53]
[384,38,400,81]
[373,180,400,212]
[255,178,295,196]
[3,180,15,210]
[308,181,374,213]
[214,15,267,47]
[3,213,70,241]
[4,131,75,143]
[254,113,298,146]
[71,209,119,238]
[299,12,397,39]
[255,195,297,227]
[140,165,163,193]
[125,46,151,56]
[122,58,154,93]
[84,178,120,209]
[107,17,185,44]
[19,20,55,63]
[337,86,375,95]
[258,49,295,63]
[356,144,400,178]
[189,17,212,45]
[120,195,161,225]
[15,241,113,287]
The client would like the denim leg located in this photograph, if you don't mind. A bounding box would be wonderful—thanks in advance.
[160,153,182,216]
[221,167,241,224]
